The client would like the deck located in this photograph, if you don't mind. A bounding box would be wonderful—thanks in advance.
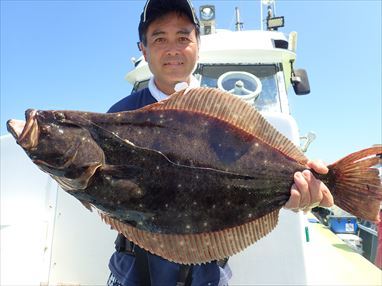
[304,217,381,286]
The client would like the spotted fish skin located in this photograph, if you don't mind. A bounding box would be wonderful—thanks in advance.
[83,109,302,175]
[34,108,303,234]
[7,87,382,264]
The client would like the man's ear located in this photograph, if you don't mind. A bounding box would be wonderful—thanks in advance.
[139,42,147,60]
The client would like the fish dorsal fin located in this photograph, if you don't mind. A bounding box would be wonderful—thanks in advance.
[145,87,307,165]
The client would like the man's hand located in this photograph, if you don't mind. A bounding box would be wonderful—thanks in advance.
[284,160,334,213]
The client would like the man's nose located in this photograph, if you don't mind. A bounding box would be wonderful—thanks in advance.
[165,41,180,56]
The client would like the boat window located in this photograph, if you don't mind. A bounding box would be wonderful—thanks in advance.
[131,65,282,113]
[197,64,281,112]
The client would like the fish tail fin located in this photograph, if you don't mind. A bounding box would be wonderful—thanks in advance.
[328,145,382,222]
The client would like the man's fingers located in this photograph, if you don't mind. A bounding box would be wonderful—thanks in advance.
[318,186,334,207]
[302,170,323,206]
[304,166,334,208]
[285,169,334,212]
[285,160,334,213]
[306,159,328,174]
[284,184,301,212]
[293,171,310,208]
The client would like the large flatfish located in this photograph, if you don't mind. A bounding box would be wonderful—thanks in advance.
[7,87,382,264]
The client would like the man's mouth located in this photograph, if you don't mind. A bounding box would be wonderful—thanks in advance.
[163,61,184,66]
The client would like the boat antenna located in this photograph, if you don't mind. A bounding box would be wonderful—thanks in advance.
[262,0,284,31]
[267,5,273,20]
[266,4,275,30]
[235,7,243,31]
[261,0,276,30]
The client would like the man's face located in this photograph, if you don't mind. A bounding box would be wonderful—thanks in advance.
[141,12,199,94]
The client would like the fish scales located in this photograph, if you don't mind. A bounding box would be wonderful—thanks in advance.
[55,107,301,234]
[7,87,382,264]
[77,109,301,175]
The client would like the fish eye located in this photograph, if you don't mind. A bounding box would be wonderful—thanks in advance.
[54,112,66,121]
[40,125,51,133]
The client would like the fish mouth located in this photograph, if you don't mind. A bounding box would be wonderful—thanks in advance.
[7,109,39,149]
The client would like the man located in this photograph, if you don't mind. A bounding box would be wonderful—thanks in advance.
[107,0,333,285]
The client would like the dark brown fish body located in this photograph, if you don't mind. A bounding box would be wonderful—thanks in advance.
[7,88,382,264]
[19,108,304,234]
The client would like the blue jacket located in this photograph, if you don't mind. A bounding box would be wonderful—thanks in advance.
[108,88,220,286]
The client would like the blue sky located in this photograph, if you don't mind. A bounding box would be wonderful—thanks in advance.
[1,0,381,164]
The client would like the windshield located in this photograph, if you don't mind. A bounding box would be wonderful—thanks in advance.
[196,64,282,112]
[131,64,282,112]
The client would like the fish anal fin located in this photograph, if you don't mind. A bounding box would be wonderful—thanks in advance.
[98,208,280,264]
[144,88,307,165]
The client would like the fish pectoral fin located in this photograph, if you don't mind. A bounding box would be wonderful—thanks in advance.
[32,132,105,191]
[50,161,102,191]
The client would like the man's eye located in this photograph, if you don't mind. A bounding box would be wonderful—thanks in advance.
[179,37,191,43]
[154,38,166,43]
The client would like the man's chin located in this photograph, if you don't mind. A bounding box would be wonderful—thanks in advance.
[162,73,190,83]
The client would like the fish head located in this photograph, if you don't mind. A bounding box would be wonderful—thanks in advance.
[7,109,105,190]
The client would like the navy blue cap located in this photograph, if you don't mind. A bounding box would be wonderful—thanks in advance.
[138,0,200,43]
